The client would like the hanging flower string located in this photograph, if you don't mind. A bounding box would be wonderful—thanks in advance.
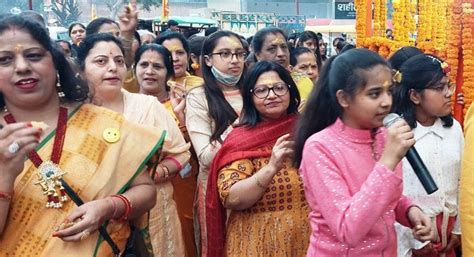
[462,1,474,114]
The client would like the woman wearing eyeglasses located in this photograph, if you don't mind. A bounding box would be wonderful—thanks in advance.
[392,54,462,257]
[206,61,310,257]
[185,30,247,257]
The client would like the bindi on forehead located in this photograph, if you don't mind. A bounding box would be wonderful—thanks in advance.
[258,79,279,85]
[382,80,392,89]
[226,37,241,48]
[167,45,184,52]
[271,37,285,45]
[14,44,23,53]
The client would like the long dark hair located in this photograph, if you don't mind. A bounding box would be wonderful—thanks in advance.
[296,31,322,70]
[200,30,246,142]
[85,17,119,35]
[134,43,174,81]
[76,33,125,70]
[0,15,88,109]
[388,46,423,70]
[391,54,453,128]
[240,61,300,127]
[293,48,389,166]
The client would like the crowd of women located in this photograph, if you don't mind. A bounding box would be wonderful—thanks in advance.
[1,4,474,257]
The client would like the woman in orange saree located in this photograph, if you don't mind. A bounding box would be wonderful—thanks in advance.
[0,15,160,257]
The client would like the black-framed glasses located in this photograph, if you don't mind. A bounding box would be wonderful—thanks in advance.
[209,51,247,61]
[250,83,290,99]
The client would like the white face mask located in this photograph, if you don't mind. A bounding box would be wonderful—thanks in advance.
[211,66,242,87]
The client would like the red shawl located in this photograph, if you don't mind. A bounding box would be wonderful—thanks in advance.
[206,114,298,257]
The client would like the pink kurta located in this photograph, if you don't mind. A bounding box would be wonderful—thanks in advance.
[300,119,414,257]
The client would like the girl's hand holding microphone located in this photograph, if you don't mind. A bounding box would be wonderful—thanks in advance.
[379,118,415,171]
[0,122,43,185]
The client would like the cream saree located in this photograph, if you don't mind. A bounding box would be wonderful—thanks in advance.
[123,91,191,257]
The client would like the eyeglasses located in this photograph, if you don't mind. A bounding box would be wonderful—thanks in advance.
[209,51,247,61]
[250,83,290,99]
[428,81,455,96]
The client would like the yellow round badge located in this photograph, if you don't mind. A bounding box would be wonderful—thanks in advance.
[103,128,121,143]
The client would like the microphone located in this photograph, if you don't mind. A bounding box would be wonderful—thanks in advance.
[383,113,438,194]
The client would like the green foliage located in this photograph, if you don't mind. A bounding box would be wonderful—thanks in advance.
[51,0,82,27]
[138,0,162,12]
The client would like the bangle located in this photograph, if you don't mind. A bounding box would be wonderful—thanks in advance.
[0,191,13,201]
[164,156,183,171]
[159,164,170,179]
[253,175,267,190]
[111,194,132,221]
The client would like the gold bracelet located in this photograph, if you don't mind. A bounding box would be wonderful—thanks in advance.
[253,175,267,190]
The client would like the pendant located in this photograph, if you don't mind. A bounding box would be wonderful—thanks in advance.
[33,160,68,209]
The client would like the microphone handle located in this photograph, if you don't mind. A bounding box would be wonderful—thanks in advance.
[405,148,439,194]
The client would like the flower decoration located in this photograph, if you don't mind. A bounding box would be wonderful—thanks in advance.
[440,62,451,74]
[393,70,403,83]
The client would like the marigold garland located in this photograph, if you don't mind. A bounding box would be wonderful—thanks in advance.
[355,0,472,123]
[355,0,368,46]
[462,1,474,114]
[446,0,462,84]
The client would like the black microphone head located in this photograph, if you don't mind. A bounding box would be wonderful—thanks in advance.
[383,113,401,128]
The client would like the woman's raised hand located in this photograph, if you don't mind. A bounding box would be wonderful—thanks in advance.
[118,1,138,35]
[379,118,415,170]
[170,80,187,125]
[0,123,41,183]
[269,134,294,172]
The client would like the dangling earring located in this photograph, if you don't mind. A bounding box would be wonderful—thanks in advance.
[56,73,65,98]
[191,62,200,71]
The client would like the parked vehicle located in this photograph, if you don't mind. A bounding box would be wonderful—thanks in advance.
[48,26,70,41]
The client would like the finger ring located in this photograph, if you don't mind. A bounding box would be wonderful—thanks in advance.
[80,230,90,241]
[7,142,19,154]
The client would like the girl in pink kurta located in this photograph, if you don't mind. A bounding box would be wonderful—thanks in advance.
[293,49,435,256]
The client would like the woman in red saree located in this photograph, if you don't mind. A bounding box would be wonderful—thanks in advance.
[206,61,310,257]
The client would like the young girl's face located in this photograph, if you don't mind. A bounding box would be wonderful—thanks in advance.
[205,36,245,76]
[412,76,454,119]
[338,64,393,129]
[301,39,317,53]
[292,52,318,82]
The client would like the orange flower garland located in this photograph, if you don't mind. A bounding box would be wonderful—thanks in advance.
[392,0,416,44]
[446,0,462,84]
[462,1,474,114]
[373,0,387,37]
[355,0,368,46]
